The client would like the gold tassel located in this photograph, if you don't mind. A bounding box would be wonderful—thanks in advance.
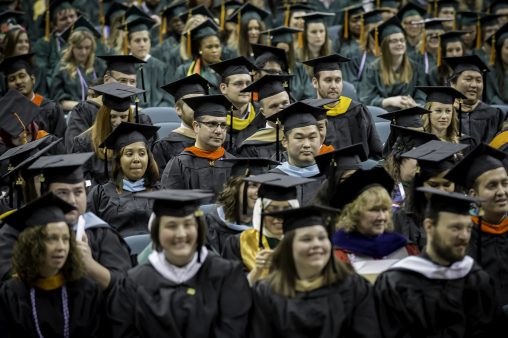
[475,17,482,49]
[359,13,365,47]
[374,27,380,56]
[490,36,496,65]
[12,113,27,145]
[433,0,438,17]
[237,12,241,36]
[437,35,442,66]
[160,16,167,45]
[298,31,303,49]
[344,9,349,39]
[44,1,50,41]
[267,33,271,46]
[137,0,142,6]
[284,5,290,27]
[220,0,226,31]
[376,0,380,8]
[123,31,128,55]
[420,30,426,55]
[186,30,192,57]
[99,0,105,44]
[452,17,456,30]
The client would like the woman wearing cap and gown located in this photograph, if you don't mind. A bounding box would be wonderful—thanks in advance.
[398,2,425,56]
[332,5,366,57]
[408,19,447,76]
[294,12,333,68]
[87,122,160,237]
[249,205,381,338]
[229,3,269,60]
[486,23,508,105]
[0,193,106,337]
[426,31,466,86]
[106,189,251,338]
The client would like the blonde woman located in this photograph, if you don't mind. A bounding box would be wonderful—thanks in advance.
[50,19,104,111]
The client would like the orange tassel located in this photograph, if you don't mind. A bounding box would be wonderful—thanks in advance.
[475,17,482,49]
[298,31,303,49]
[160,16,167,45]
[12,113,27,145]
[490,36,496,65]
[220,1,226,31]
[44,2,50,41]
[437,35,442,66]
[374,27,380,56]
[237,12,241,36]
[420,31,426,55]
[284,5,290,27]
[344,9,349,39]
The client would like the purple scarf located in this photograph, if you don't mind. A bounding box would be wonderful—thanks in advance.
[333,230,408,258]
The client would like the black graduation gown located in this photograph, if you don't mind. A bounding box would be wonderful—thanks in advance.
[35,95,67,138]
[64,99,101,152]
[324,99,383,160]
[374,259,502,338]
[0,277,106,338]
[161,150,236,203]
[459,101,504,144]
[137,56,172,108]
[152,131,195,173]
[269,167,326,206]
[237,127,284,160]
[226,108,265,155]
[250,273,381,338]
[107,255,252,338]
[72,130,112,186]
[206,207,245,255]
[32,32,66,78]
[393,209,426,250]
[87,181,156,237]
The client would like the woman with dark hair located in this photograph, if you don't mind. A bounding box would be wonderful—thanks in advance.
[486,23,508,105]
[87,122,160,237]
[250,205,380,337]
[426,31,466,86]
[295,12,333,71]
[228,3,269,60]
[0,192,106,337]
[107,189,251,337]
[333,5,366,56]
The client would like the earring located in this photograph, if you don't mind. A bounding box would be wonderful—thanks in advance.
[199,50,203,55]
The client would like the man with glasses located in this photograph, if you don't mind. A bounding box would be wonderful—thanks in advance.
[210,57,264,153]
[161,95,236,203]
[64,55,150,152]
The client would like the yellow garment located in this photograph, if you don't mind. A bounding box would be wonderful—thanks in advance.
[239,228,270,272]
[243,128,282,143]
[325,96,352,117]
[489,130,508,150]
[295,276,325,292]
[227,103,256,131]
[33,273,65,291]
[172,126,196,139]
[33,0,46,20]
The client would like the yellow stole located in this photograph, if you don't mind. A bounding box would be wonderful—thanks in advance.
[33,273,65,291]
[295,276,325,292]
[172,126,196,139]
[228,103,256,131]
[239,228,270,273]
[325,96,353,117]
[489,130,508,150]
[243,128,282,143]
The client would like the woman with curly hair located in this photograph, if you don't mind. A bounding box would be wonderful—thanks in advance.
[0,192,106,337]
[50,18,105,111]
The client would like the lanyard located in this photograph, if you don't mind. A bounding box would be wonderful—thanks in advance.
[76,68,97,101]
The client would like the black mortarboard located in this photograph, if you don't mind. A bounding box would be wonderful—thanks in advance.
[97,55,145,75]
[444,55,490,75]
[440,30,468,45]
[162,1,188,20]
[266,101,324,133]
[457,11,482,26]
[241,74,292,100]
[490,0,508,14]
[390,125,440,157]
[137,189,215,217]
[61,16,101,41]
[480,14,503,27]
[105,2,128,26]
[303,54,351,76]
[209,56,257,80]
[0,10,24,26]
[252,43,287,68]
[179,5,215,22]
[363,9,384,25]
[445,143,508,189]
[397,2,426,20]
[418,187,478,215]
[375,15,404,42]
[260,26,302,45]
[228,3,270,24]
[222,157,279,176]
[49,0,76,17]
[213,0,243,11]
[436,0,459,10]
[489,21,508,48]
[264,204,340,233]
[0,192,76,231]
[298,11,335,24]
[161,74,212,102]
[378,106,430,128]
[183,18,218,41]
[123,16,156,34]
[277,3,314,13]
[419,18,451,31]
[27,152,93,185]
[330,166,395,209]
[377,0,400,10]
[91,83,145,111]
[417,86,466,104]
[183,94,234,119]
[315,143,368,177]
[245,173,314,200]
[0,136,49,167]
[0,53,34,76]
[0,89,39,138]
[124,5,151,22]
[99,122,160,152]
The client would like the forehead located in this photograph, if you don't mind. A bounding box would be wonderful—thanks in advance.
[476,167,508,185]
[123,141,147,150]
[111,70,136,78]
[294,224,327,236]
[436,211,471,226]
[130,31,150,39]
[262,91,290,105]
[200,115,227,122]
[160,214,196,223]
[110,109,130,115]
[7,68,29,77]
[287,124,319,135]
[318,69,342,79]
[56,9,77,18]
[307,22,325,29]
[46,222,70,233]
[388,32,405,40]
[227,73,251,82]
[458,70,482,78]
[49,181,85,190]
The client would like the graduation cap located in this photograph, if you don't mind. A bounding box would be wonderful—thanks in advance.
[105,2,128,26]
[339,4,367,40]
[0,89,40,138]
[371,15,404,55]
[0,53,34,76]
[298,12,335,24]
[97,55,145,76]
[378,106,430,128]
[486,22,508,65]
[162,1,188,20]
[241,74,292,101]
[123,16,156,34]
[0,9,24,26]
[363,9,385,25]
[60,16,101,41]
[435,0,459,11]
[0,192,76,231]
[228,3,270,25]
[183,18,219,42]
[161,73,212,102]
[330,166,394,209]
[99,122,159,152]
[302,54,351,76]
[417,186,479,216]
[315,143,368,176]
[179,5,215,22]
[490,0,508,14]
[91,83,145,113]
[266,101,324,133]
[124,5,151,22]
[251,43,288,69]
[137,189,215,218]
[480,14,503,27]
[0,135,49,166]
[182,94,234,119]
[213,0,243,30]
[389,125,440,158]
[209,56,257,81]
[418,18,451,31]
[260,26,302,45]
[27,152,94,185]
[263,204,340,233]
[278,3,314,26]
[417,86,466,104]
[445,143,508,189]
[444,55,490,76]
[439,31,468,63]
[376,0,400,10]
[397,2,426,21]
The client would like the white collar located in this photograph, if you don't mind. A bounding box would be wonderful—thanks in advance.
[389,255,474,280]
[180,122,193,130]
[148,247,208,284]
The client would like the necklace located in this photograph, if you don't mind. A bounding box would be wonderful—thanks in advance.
[30,285,69,338]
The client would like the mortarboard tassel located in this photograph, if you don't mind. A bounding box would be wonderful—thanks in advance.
[284,5,290,27]
[477,207,483,265]
[259,198,265,249]
[122,14,129,55]
[374,27,380,56]
[44,0,50,41]
[275,118,281,162]
[135,96,139,123]
[186,30,192,58]
[12,112,27,145]
[137,0,142,6]
[237,12,241,37]
[344,9,349,39]
[475,17,482,49]
[160,15,167,45]
[437,35,442,66]
[420,30,426,55]
[140,65,147,102]
[220,0,226,31]
[489,36,496,65]
[297,31,303,49]
[452,17,456,30]
[433,0,438,17]
[99,0,106,44]
[376,0,380,9]
[359,13,365,47]
[229,108,234,152]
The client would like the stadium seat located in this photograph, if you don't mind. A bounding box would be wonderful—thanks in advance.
[375,121,391,145]
[367,105,388,123]
[342,81,358,102]
[142,107,180,124]
[156,122,180,139]
[123,234,151,256]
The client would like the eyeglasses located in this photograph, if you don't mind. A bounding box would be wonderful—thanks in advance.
[262,68,284,75]
[227,81,252,88]
[198,121,229,132]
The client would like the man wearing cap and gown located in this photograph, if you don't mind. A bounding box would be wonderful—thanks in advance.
[445,55,504,144]
[485,22,508,106]
[374,187,503,338]
[408,18,450,74]
[210,56,264,153]
[0,53,66,139]
[64,55,151,152]
[32,0,79,75]
[152,74,213,171]
[434,0,459,32]
[491,0,508,26]
[267,101,328,206]
[151,2,187,64]
[426,31,468,86]
[161,95,236,202]
[303,54,383,159]
[237,74,292,159]
[0,153,133,288]
[445,143,508,306]
[397,2,426,56]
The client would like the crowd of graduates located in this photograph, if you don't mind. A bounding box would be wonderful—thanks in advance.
[1,0,508,337]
